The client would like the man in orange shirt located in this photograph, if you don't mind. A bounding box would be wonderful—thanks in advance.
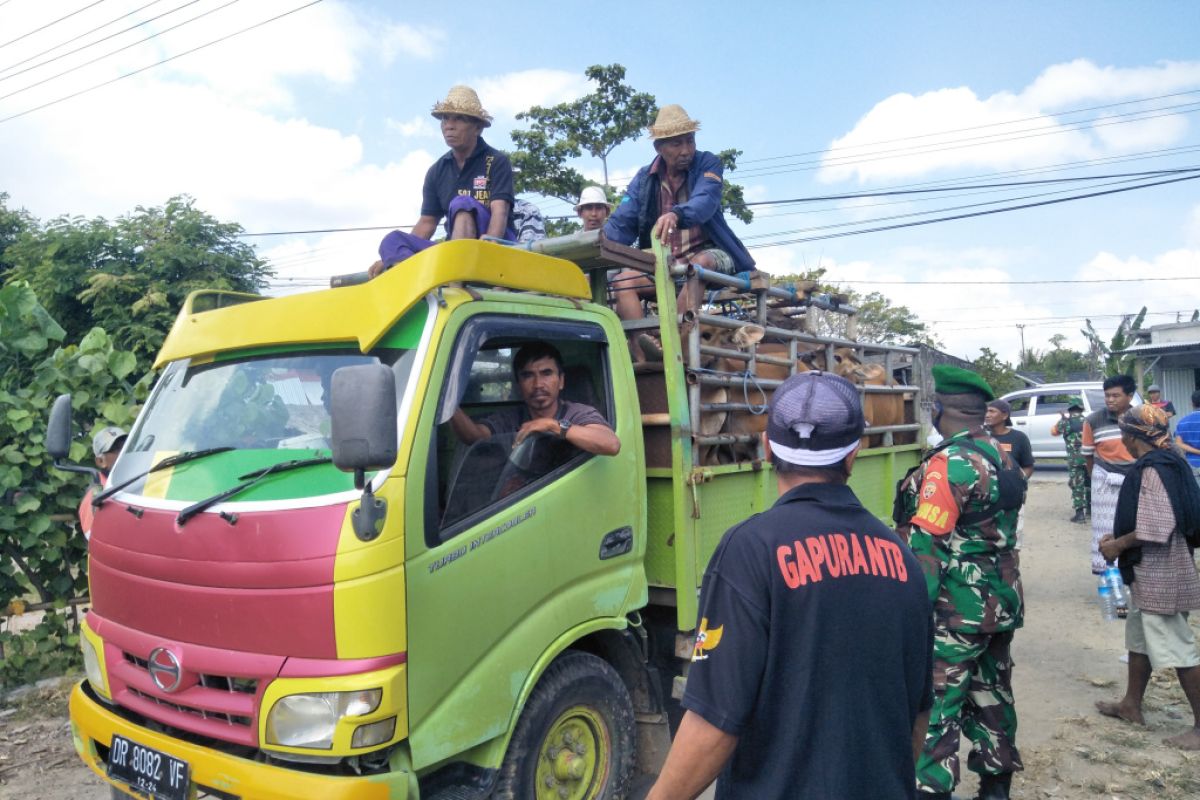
[1082,375,1137,574]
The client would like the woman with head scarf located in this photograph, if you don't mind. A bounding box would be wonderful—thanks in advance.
[1096,404,1200,750]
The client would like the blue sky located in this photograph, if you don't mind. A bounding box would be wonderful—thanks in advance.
[1,0,1198,360]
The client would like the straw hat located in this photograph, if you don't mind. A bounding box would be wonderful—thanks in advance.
[648,104,700,140]
[431,85,492,127]
[574,186,611,212]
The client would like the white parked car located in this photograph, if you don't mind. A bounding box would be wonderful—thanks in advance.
[999,382,1143,460]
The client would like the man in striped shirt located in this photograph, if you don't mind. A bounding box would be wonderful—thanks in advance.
[1083,375,1137,574]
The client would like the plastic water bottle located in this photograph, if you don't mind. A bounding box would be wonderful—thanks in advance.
[1097,581,1118,621]
[1104,566,1128,610]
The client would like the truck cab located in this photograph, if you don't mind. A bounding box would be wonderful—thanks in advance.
[59,234,921,799]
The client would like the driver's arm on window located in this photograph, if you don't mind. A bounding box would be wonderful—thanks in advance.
[515,418,621,456]
[450,408,490,444]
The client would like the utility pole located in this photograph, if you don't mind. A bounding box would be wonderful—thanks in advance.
[1016,324,1026,366]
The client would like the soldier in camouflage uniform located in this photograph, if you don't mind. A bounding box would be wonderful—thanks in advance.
[897,365,1023,800]
[1051,397,1089,523]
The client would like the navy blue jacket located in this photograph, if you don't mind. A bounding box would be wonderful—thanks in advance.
[604,150,755,273]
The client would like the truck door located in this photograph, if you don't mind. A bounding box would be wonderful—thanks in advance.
[403,311,645,770]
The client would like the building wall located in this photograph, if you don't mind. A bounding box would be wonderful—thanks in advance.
[1159,367,1199,430]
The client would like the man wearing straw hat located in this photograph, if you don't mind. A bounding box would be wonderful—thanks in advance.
[604,105,755,359]
[371,85,515,275]
[574,185,611,232]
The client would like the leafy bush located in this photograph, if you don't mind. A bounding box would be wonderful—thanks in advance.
[0,283,147,608]
[0,609,81,690]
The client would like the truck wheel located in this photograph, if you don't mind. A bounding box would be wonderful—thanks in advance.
[493,651,635,800]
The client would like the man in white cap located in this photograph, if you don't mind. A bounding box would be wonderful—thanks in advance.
[371,85,515,275]
[92,426,127,478]
[78,426,126,539]
[649,372,933,800]
[604,105,755,359]
[574,185,611,232]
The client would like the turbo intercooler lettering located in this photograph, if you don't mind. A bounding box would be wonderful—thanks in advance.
[428,507,537,574]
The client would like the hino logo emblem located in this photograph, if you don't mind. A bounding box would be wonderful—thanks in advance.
[147,647,182,692]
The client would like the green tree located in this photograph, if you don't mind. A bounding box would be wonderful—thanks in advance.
[1019,334,1092,383]
[972,347,1023,396]
[4,195,272,372]
[0,192,34,274]
[771,268,941,347]
[510,64,753,226]
[0,283,148,609]
[1081,307,1146,378]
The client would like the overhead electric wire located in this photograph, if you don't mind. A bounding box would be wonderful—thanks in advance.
[0,0,241,102]
[738,88,1200,165]
[0,0,110,50]
[0,0,324,124]
[740,169,1200,241]
[733,103,1200,180]
[0,0,196,84]
[748,172,1200,250]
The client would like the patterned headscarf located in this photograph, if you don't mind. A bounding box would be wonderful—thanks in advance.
[1118,404,1171,450]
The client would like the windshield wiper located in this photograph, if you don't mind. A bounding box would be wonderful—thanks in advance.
[176,457,333,526]
[93,447,236,507]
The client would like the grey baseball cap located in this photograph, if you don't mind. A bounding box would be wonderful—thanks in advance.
[92,426,127,458]
[1147,383,1161,392]
[766,372,865,466]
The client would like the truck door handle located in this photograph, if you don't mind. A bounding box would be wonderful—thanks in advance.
[599,527,633,560]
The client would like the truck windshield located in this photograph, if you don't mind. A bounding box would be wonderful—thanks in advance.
[108,348,416,503]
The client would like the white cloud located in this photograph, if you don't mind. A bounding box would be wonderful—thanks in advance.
[1187,205,1200,247]
[378,23,445,62]
[820,60,1200,184]
[748,242,1200,363]
[387,115,437,138]
[469,69,592,120]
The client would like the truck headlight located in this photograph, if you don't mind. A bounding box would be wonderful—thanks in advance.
[81,635,106,696]
[265,689,381,749]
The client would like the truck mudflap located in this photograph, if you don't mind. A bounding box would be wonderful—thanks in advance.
[69,682,412,800]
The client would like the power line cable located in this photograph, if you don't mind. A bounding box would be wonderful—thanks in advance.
[748,172,1200,251]
[0,0,240,102]
[738,88,1200,165]
[740,170,1199,241]
[0,0,110,50]
[0,0,324,124]
[733,103,1200,180]
[0,0,195,84]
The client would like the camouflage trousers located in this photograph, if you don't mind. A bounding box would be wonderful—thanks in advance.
[1067,456,1090,512]
[916,628,1023,793]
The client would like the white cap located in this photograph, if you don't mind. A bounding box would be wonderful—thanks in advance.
[92,426,127,457]
[574,186,611,213]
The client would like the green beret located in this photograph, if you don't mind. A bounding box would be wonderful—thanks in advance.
[932,364,995,401]
[1067,396,1084,410]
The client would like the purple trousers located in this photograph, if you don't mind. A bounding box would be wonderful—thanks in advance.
[379,196,503,269]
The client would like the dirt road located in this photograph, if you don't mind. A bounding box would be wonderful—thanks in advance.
[2,473,1197,799]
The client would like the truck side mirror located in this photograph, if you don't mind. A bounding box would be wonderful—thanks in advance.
[330,364,397,542]
[46,393,102,482]
[47,394,74,460]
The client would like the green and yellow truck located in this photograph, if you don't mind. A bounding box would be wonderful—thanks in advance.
[50,233,921,799]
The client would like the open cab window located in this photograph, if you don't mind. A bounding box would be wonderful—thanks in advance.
[429,316,614,543]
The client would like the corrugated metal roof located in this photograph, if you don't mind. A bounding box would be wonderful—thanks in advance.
[1113,341,1200,356]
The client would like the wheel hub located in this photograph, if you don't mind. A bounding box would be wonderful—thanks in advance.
[535,705,607,800]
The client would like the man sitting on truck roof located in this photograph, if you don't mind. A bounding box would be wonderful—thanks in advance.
[603,104,755,361]
[450,342,620,457]
[369,85,515,276]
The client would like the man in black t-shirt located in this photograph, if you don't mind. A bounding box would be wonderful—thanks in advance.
[985,400,1034,479]
[648,372,934,800]
[986,399,1034,550]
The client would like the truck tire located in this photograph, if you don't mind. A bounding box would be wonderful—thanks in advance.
[492,651,635,800]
